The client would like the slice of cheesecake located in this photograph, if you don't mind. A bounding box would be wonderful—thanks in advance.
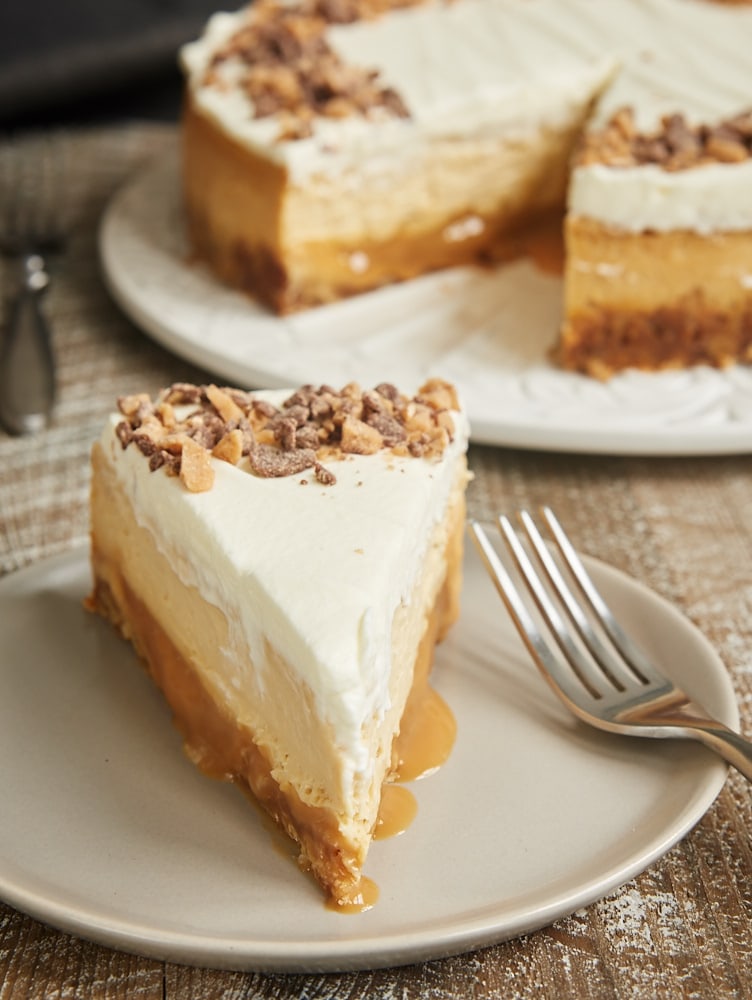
[560,106,752,377]
[87,378,469,906]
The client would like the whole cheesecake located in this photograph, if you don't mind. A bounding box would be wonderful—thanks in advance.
[179,0,752,377]
[87,379,470,905]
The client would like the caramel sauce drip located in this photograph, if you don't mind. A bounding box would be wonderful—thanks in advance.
[391,684,457,783]
[492,211,565,277]
[374,783,417,840]
[326,876,379,914]
[329,534,462,912]
[328,682,456,913]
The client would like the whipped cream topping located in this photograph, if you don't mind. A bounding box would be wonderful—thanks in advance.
[100,388,469,793]
[559,0,752,233]
[569,160,752,235]
[182,0,752,232]
[181,0,617,183]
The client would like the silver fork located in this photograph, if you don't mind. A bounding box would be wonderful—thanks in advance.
[469,508,752,781]
[0,136,64,435]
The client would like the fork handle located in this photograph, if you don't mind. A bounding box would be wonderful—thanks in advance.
[689,722,752,782]
[0,254,56,435]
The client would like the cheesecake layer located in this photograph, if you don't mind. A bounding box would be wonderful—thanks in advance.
[560,217,752,377]
[184,98,594,311]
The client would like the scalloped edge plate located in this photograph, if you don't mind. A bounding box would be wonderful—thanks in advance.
[99,153,752,456]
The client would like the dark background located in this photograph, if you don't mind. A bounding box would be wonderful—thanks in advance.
[0,1,225,128]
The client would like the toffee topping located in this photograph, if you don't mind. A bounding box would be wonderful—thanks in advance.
[577,106,752,171]
[204,0,417,140]
[115,379,459,493]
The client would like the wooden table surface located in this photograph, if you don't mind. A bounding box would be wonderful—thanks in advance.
[1,126,751,1000]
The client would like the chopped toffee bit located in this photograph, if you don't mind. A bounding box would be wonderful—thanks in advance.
[204,0,414,141]
[212,428,245,465]
[117,393,152,419]
[576,106,752,171]
[179,436,216,493]
[314,462,337,485]
[364,409,407,446]
[205,383,245,423]
[163,383,205,405]
[340,414,384,454]
[113,380,458,492]
[248,443,318,478]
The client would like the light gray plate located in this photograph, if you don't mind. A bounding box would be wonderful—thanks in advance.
[0,545,735,971]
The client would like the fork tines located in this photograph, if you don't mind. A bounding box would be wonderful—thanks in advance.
[468,508,662,710]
